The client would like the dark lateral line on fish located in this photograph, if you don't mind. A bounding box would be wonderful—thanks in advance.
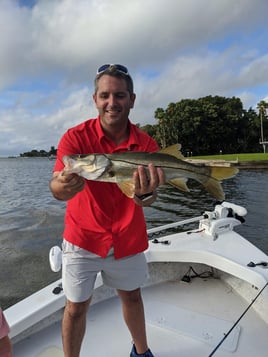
[102,154,216,180]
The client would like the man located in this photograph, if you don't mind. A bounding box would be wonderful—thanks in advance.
[0,308,12,357]
[50,64,165,357]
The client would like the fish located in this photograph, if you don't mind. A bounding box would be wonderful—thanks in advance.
[62,144,238,200]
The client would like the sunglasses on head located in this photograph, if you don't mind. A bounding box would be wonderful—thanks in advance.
[96,64,129,76]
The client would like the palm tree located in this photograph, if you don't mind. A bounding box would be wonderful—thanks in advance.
[257,100,268,153]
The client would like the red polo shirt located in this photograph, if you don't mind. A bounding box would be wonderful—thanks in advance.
[54,116,159,259]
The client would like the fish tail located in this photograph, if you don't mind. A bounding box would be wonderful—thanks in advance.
[210,166,239,180]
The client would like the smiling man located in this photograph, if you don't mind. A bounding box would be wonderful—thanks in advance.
[50,64,165,357]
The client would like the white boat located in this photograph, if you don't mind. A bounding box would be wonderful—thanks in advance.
[5,202,268,356]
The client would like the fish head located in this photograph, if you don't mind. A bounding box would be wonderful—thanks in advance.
[62,154,110,180]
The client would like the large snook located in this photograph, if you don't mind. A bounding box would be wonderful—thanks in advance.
[62,144,238,200]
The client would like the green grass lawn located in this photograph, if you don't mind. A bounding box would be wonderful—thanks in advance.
[193,153,268,161]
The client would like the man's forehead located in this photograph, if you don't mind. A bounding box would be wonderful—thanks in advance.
[97,74,128,89]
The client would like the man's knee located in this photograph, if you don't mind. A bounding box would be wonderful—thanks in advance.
[117,288,142,305]
[65,298,91,319]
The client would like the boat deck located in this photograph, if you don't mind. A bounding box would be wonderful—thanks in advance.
[13,273,268,357]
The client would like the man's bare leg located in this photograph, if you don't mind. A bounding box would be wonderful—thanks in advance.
[62,298,91,357]
[117,288,148,354]
[0,336,12,357]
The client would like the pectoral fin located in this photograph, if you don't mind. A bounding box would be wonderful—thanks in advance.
[117,181,135,198]
[168,178,190,192]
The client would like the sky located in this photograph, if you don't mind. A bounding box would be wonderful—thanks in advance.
[1,0,268,156]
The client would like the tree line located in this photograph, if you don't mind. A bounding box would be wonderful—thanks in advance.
[20,146,57,157]
[140,96,268,155]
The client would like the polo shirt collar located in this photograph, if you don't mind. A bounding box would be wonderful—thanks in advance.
[96,116,140,150]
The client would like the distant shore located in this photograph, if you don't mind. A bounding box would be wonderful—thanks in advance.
[233,161,268,169]
[188,152,268,170]
[187,158,268,169]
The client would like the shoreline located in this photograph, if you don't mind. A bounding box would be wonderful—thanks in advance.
[234,161,268,169]
[187,159,268,170]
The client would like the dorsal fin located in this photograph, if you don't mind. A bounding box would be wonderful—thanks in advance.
[159,144,185,159]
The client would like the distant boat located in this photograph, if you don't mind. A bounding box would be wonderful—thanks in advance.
[48,155,56,160]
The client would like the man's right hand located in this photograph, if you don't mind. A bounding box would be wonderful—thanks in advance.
[49,171,85,201]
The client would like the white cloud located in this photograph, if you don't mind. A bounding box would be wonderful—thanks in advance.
[0,87,96,155]
[0,0,268,155]
[1,0,267,87]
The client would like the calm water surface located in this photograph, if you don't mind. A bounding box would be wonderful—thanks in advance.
[0,158,268,309]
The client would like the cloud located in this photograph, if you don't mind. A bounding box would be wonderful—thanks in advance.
[0,86,95,155]
[1,0,268,155]
[1,0,267,87]
[133,46,268,120]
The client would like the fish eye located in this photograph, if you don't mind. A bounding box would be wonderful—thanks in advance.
[87,155,95,162]
[77,154,95,163]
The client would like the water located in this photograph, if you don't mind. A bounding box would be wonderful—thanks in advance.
[0,158,268,310]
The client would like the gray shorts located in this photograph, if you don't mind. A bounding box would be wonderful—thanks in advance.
[62,240,148,303]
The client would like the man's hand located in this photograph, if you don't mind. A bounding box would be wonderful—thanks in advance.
[49,171,85,201]
[133,164,165,206]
